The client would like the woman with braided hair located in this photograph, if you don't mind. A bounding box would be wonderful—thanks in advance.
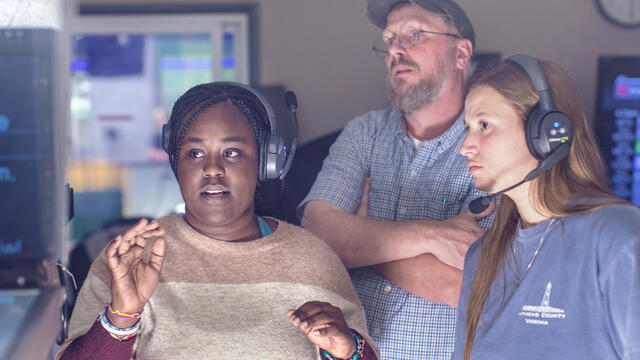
[57,82,378,360]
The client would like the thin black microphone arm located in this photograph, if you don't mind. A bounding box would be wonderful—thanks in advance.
[468,178,526,214]
[469,142,571,214]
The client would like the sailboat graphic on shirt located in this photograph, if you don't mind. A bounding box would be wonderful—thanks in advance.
[521,282,565,313]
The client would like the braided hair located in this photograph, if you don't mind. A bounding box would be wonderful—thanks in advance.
[166,82,276,210]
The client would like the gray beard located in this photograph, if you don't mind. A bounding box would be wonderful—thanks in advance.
[387,74,446,115]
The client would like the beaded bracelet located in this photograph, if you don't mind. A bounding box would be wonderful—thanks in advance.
[99,310,140,341]
[321,330,365,360]
[105,303,143,319]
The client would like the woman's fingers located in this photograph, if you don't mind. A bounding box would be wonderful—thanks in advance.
[109,234,152,266]
[121,218,149,241]
[301,313,341,335]
[289,302,356,359]
[106,220,165,279]
[119,218,163,243]
[310,324,343,337]
[117,235,134,256]
[148,237,165,273]
[126,242,145,261]
[120,223,165,253]
[288,301,331,322]
[134,228,165,248]
[106,235,123,270]
[288,302,345,331]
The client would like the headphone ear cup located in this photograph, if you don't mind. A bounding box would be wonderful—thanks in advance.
[525,105,573,163]
[525,104,545,161]
[259,136,270,181]
[162,124,170,154]
[262,133,286,181]
[540,111,572,157]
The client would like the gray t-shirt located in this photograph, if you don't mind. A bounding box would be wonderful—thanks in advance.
[453,203,640,360]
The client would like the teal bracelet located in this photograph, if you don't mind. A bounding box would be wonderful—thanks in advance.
[321,330,365,360]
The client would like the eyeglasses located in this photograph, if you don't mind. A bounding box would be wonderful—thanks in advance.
[372,26,461,58]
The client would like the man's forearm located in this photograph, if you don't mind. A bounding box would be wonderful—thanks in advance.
[301,201,432,268]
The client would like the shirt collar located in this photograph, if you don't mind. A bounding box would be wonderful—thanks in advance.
[395,110,466,151]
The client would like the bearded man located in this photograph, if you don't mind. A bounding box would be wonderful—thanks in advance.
[298,1,494,358]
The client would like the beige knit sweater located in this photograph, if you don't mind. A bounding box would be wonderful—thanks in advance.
[57,215,376,359]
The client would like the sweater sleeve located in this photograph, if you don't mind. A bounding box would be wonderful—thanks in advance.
[284,223,380,358]
[358,339,378,360]
[60,319,136,360]
[54,250,121,359]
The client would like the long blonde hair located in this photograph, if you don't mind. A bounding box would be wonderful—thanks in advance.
[463,58,625,360]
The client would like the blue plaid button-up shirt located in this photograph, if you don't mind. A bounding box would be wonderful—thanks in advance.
[299,108,492,359]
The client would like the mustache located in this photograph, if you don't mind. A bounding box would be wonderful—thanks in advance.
[390,58,419,72]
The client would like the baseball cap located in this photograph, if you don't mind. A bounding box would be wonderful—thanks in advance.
[366,0,475,49]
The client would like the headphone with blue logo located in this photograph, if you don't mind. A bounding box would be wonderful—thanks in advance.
[507,54,573,174]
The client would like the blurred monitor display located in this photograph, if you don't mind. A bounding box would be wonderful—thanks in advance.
[0,29,59,264]
[594,56,640,206]
[68,9,252,243]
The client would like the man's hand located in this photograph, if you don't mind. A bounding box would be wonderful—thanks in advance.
[354,176,493,269]
[424,202,494,269]
[106,218,165,328]
[288,301,356,359]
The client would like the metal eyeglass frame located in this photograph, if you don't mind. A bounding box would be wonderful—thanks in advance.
[372,27,461,58]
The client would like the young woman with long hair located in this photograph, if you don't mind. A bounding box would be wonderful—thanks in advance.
[452,56,640,359]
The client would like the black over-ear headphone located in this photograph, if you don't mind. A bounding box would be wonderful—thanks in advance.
[506,54,573,177]
[161,81,298,182]
[468,55,574,214]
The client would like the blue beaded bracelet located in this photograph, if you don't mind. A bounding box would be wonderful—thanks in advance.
[321,330,365,360]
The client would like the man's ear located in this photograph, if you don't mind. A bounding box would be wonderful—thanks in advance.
[455,38,473,71]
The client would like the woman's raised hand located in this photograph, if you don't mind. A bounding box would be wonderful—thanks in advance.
[288,301,357,359]
[105,218,165,327]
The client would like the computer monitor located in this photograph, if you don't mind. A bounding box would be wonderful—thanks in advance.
[594,56,640,206]
[0,3,70,359]
[0,28,67,287]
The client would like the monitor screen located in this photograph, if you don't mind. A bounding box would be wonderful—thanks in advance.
[0,29,62,265]
[594,56,640,206]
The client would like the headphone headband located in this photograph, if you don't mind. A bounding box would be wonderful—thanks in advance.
[214,81,279,135]
[506,54,555,110]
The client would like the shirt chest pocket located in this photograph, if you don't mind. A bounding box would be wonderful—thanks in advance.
[367,170,467,221]
[419,197,465,221]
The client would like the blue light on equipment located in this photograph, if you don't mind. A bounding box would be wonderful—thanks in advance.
[553,122,560,128]
[0,115,9,131]
[222,57,236,69]
[70,59,90,72]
